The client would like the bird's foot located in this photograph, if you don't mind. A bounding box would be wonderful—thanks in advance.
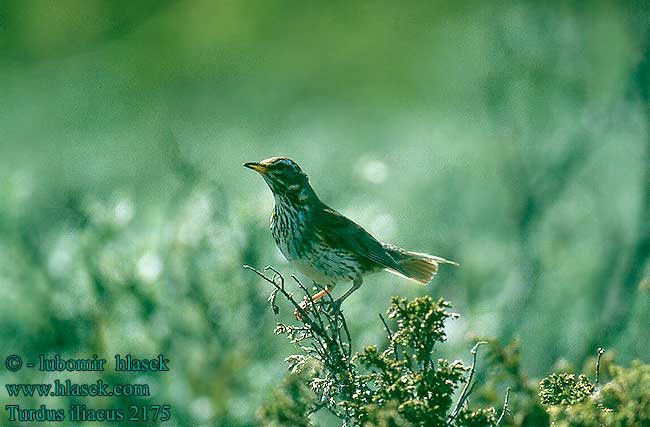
[294,287,333,321]
[294,299,314,321]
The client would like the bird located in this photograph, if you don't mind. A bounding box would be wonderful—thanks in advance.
[244,157,457,313]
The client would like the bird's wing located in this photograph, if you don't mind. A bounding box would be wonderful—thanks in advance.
[313,207,408,275]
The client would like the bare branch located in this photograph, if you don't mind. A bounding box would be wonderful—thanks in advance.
[595,347,605,386]
[243,265,321,336]
[379,313,393,342]
[495,387,511,427]
[448,341,488,424]
[379,313,398,361]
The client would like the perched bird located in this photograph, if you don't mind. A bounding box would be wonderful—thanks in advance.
[244,157,457,311]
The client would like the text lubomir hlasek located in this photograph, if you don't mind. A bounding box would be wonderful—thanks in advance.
[37,354,170,371]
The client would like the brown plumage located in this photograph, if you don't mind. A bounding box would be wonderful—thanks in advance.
[244,157,458,310]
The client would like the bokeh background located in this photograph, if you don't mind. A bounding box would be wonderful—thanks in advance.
[1,1,649,426]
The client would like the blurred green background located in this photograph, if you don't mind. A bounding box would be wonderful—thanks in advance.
[1,1,649,426]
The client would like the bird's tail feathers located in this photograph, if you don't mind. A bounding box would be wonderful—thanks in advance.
[383,245,458,285]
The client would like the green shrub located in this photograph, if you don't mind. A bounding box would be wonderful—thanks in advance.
[249,267,503,426]
[540,361,650,427]
[539,374,595,406]
[250,266,650,427]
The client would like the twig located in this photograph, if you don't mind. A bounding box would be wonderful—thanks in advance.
[495,387,510,426]
[302,279,353,361]
[340,310,353,360]
[379,313,393,341]
[291,275,325,329]
[245,264,357,403]
[243,265,319,334]
[289,276,350,370]
[268,288,280,315]
[248,266,335,363]
[379,313,398,361]
[595,347,605,386]
[448,341,487,424]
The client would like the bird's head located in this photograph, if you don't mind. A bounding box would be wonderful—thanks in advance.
[244,157,315,202]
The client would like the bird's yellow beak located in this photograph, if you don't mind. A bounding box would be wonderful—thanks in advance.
[243,162,268,174]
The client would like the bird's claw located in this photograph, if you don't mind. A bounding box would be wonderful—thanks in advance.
[294,300,312,321]
[294,295,341,321]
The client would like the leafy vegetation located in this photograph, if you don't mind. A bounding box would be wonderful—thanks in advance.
[540,361,650,427]
[251,267,650,427]
[249,265,503,426]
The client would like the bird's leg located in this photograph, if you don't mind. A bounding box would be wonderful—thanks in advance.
[310,286,334,303]
[295,284,335,320]
[334,277,363,308]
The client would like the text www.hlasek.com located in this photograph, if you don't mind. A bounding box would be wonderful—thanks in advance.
[6,379,150,397]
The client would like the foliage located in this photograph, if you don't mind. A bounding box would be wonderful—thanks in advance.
[539,374,594,406]
[251,267,650,427]
[349,299,471,425]
[248,266,503,426]
[468,338,549,427]
[540,361,650,427]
